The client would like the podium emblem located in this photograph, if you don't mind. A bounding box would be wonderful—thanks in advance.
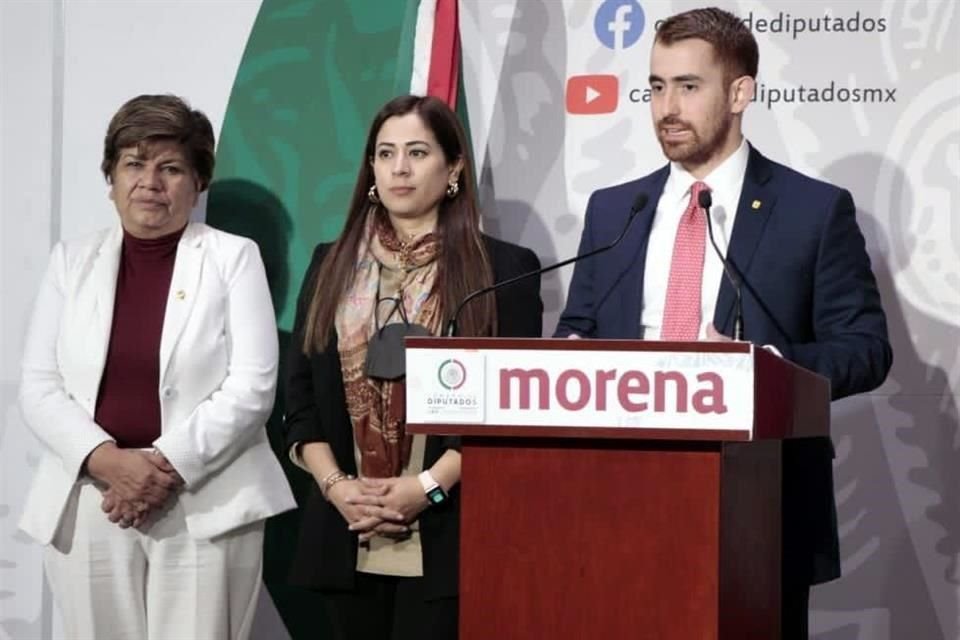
[438,358,467,390]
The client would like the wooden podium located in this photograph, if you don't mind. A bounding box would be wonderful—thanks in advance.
[406,338,829,640]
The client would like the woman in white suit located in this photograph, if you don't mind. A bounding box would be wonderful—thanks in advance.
[18,94,296,640]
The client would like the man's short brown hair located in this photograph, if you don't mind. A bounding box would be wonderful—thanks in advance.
[656,7,759,81]
[101,94,215,191]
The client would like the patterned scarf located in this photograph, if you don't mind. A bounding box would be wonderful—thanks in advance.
[335,212,441,477]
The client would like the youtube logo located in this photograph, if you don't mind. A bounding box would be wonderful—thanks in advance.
[566,74,619,114]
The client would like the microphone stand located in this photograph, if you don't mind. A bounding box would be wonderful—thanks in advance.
[698,190,745,341]
[445,193,650,336]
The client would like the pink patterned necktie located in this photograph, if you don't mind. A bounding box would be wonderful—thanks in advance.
[660,181,710,341]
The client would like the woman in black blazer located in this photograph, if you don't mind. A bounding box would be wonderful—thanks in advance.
[284,95,543,640]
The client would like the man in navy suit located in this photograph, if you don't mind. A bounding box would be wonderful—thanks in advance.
[556,7,891,639]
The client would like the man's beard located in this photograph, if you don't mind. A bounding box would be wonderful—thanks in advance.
[656,115,732,167]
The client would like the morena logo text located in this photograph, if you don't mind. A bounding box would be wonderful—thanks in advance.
[498,367,728,414]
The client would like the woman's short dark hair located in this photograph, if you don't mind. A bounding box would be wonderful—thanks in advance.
[101,94,215,191]
[656,7,759,81]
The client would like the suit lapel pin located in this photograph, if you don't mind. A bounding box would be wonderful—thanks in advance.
[175,289,186,300]
[751,199,762,210]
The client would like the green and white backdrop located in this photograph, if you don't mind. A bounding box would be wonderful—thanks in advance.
[1,1,957,638]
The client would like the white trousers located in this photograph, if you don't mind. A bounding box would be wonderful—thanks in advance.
[43,480,265,640]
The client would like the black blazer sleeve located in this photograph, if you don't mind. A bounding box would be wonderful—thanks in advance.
[283,244,331,449]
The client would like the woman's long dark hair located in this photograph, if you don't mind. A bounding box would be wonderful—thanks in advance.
[302,95,495,352]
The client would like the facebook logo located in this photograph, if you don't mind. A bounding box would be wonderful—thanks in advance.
[594,0,645,50]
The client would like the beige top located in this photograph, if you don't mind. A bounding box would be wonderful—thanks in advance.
[355,433,426,576]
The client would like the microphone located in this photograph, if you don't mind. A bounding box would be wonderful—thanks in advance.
[444,192,650,336]
[698,189,745,341]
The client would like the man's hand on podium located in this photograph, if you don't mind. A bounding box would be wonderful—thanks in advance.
[706,324,733,342]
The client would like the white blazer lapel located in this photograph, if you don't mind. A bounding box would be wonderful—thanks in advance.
[89,226,123,373]
[159,223,204,383]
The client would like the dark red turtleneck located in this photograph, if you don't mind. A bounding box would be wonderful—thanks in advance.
[94,226,185,448]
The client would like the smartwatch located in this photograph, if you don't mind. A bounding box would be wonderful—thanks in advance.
[418,470,448,506]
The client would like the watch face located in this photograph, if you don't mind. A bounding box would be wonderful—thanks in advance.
[427,486,447,505]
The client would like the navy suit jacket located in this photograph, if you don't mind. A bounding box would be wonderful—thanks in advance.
[556,145,892,585]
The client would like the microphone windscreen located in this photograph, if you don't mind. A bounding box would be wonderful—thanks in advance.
[697,189,713,209]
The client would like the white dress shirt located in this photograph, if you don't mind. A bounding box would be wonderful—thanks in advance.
[640,137,750,340]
